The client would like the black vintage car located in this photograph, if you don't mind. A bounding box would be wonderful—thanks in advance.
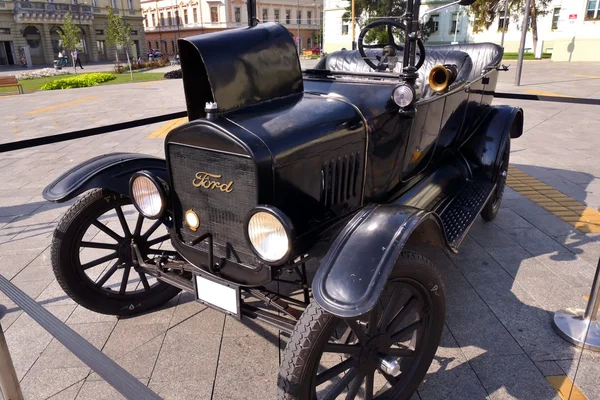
[42,0,522,397]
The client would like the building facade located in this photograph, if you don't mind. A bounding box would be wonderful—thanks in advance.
[0,0,146,66]
[141,0,322,58]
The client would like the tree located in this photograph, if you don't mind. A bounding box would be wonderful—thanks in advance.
[106,6,134,79]
[470,0,552,56]
[58,13,81,74]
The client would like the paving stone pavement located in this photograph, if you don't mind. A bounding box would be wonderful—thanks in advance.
[0,60,600,399]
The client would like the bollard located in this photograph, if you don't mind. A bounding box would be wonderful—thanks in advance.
[0,304,24,400]
[553,257,600,351]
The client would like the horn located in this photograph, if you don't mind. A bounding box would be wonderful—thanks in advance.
[428,64,457,93]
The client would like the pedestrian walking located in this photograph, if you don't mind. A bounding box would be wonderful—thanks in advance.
[73,49,84,69]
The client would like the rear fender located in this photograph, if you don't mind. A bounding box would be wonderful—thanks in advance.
[312,204,445,318]
[43,153,168,203]
[461,105,523,180]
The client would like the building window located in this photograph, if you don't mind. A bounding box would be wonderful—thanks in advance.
[151,13,155,26]
[341,23,348,35]
[551,7,560,29]
[144,14,148,27]
[127,0,132,9]
[148,40,151,49]
[274,9,280,22]
[210,6,218,22]
[451,13,460,34]
[498,11,508,31]
[95,29,104,35]
[110,0,116,8]
[131,30,137,35]
[307,38,311,48]
[171,40,175,53]
[193,7,198,23]
[168,11,172,25]
[235,7,241,22]
[91,0,97,6]
[183,9,188,24]
[307,11,311,24]
[155,40,159,49]
[160,12,165,26]
[586,0,600,20]
[285,9,291,24]
[297,10,301,24]
[262,8,268,21]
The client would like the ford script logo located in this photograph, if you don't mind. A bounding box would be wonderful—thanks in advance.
[192,172,234,193]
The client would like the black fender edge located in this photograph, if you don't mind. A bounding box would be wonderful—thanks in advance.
[42,152,168,203]
[461,105,523,181]
[312,204,445,318]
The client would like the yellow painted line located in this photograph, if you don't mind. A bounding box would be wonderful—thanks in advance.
[146,116,188,139]
[547,376,588,400]
[573,74,600,79]
[522,89,574,98]
[138,80,161,87]
[26,96,98,115]
[507,167,600,234]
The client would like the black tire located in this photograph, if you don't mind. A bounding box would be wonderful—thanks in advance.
[278,251,445,400]
[481,138,510,222]
[51,189,181,316]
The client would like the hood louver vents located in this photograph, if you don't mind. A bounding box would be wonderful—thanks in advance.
[322,153,361,207]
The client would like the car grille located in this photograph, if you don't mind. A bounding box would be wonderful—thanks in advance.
[167,144,259,266]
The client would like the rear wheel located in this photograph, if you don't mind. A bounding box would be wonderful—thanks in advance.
[278,252,445,400]
[51,189,181,316]
[481,138,510,222]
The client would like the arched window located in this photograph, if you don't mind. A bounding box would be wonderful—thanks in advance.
[148,41,151,49]
[307,38,312,48]
[155,40,159,50]
[171,40,175,53]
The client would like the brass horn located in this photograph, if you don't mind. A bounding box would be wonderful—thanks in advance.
[428,64,457,93]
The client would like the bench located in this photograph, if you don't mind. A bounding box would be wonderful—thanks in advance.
[0,76,23,94]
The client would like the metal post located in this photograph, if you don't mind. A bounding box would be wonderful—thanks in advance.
[515,0,531,86]
[453,6,460,43]
[552,257,600,351]
[0,305,24,400]
[351,0,355,50]
[500,0,509,48]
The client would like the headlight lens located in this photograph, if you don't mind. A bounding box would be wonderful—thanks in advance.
[247,211,290,262]
[392,84,416,108]
[130,173,165,219]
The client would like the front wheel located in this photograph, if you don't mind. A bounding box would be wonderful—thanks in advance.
[51,189,182,316]
[278,252,445,400]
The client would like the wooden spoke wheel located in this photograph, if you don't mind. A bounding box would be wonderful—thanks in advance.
[51,189,181,316]
[278,252,445,400]
[482,138,510,222]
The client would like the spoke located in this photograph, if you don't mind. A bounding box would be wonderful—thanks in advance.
[115,206,131,237]
[96,263,119,287]
[387,296,418,333]
[315,357,356,386]
[134,213,144,236]
[390,320,423,343]
[81,252,118,270]
[80,241,118,250]
[146,234,170,247]
[377,367,397,386]
[138,271,151,291]
[384,347,415,358]
[322,367,358,400]
[346,319,368,343]
[92,221,123,242]
[142,220,162,240]
[119,265,131,295]
[345,372,365,400]
[378,286,402,330]
[365,371,374,400]
[338,326,353,344]
[323,343,361,355]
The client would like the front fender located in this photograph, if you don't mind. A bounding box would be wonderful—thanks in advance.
[43,152,168,203]
[312,204,444,318]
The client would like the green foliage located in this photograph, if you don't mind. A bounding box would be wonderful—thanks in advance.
[342,0,406,44]
[113,59,167,74]
[470,0,552,33]
[41,73,116,90]
[58,13,80,55]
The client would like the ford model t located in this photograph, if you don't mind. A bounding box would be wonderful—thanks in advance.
[43,0,523,397]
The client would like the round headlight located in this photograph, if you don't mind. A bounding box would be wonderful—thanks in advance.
[130,171,166,219]
[246,207,293,263]
[392,84,416,108]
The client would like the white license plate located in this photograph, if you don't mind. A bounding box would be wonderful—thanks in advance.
[195,274,240,316]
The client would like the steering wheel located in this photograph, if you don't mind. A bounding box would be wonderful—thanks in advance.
[358,19,425,72]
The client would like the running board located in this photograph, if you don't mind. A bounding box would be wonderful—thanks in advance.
[439,180,495,249]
